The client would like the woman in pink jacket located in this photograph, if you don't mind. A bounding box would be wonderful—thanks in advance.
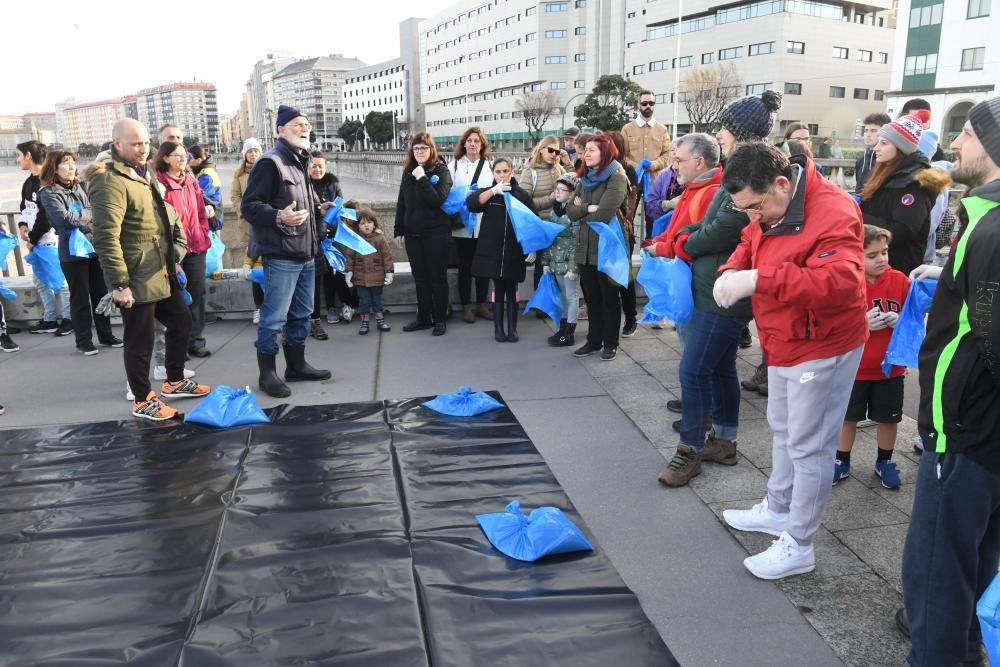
[153,141,212,356]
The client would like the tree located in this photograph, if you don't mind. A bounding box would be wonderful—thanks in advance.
[338,120,365,151]
[516,90,559,143]
[364,111,395,149]
[573,75,644,131]
[678,64,742,133]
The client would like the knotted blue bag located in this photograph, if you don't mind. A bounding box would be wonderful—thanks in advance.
[523,272,563,323]
[321,196,357,226]
[636,250,694,324]
[635,156,652,193]
[585,220,630,287]
[505,192,564,254]
[205,231,225,276]
[0,278,16,301]
[0,230,19,271]
[176,270,193,306]
[185,385,270,428]
[24,245,65,292]
[650,211,672,239]
[441,185,478,235]
[423,386,505,417]
[321,239,347,273]
[882,279,937,377]
[476,499,594,562]
[69,228,95,258]
[979,571,1000,666]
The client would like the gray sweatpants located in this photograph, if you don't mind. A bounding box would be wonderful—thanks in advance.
[765,345,863,546]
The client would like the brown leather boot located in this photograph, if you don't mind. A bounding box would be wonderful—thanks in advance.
[476,302,492,319]
[658,444,702,487]
[702,435,738,465]
[462,304,476,323]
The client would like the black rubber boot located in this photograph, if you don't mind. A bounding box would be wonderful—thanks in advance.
[506,300,519,343]
[555,323,576,347]
[493,301,506,342]
[283,344,332,382]
[548,319,567,346]
[257,352,291,398]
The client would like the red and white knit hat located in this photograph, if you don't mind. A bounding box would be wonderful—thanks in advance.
[879,109,930,155]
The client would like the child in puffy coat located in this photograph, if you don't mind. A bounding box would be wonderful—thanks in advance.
[344,208,395,335]
[541,173,581,347]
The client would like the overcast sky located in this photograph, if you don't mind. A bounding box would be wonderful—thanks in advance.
[1,0,454,116]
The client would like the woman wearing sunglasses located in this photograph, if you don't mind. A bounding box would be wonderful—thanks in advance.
[520,136,566,309]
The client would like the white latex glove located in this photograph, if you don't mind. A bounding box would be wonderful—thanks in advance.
[564,271,578,281]
[882,311,899,329]
[910,264,943,281]
[384,273,394,286]
[344,271,354,288]
[525,252,536,264]
[205,204,215,219]
[713,269,758,308]
[412,165,426,179]
[542,265,551,274]
[587,204,599,213]
[491,182,511,196]
[867,307,887,331]
[239,264,252,280]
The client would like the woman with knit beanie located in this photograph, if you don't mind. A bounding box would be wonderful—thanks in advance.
[859,110,951,277]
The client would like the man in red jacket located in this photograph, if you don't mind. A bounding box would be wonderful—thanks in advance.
[713,143,868,579]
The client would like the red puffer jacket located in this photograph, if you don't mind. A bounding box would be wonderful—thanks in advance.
[157,171,211,254]
[720,157,868,367]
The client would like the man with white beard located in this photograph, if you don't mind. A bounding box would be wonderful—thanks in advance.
[241,105,332,398]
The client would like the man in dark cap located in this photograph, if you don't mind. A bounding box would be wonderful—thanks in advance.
[241,105,332,397]
[899,96,1000,667]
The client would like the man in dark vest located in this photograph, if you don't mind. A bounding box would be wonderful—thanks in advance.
[242,105,332,397]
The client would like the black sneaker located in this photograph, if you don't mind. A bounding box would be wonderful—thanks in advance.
[99,335,124,348]
[667,399,683,413]
[30,320,58,334]
[672,419,682,433]
[432,322,447,336]
[621,321,637,338]
[55,320,74,337]
[402,319,432,332]
[0,334,18,353]
[573,342,601,357]
[739,326,753,349]
[77,341,99,356]
[0,403,5,415]
[600,346,618,361]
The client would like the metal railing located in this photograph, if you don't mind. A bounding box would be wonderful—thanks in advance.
[1,212,26,278]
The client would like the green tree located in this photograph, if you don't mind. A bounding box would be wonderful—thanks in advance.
[338,119,365,151]
[364,111,395,149]
[573,75,644,131]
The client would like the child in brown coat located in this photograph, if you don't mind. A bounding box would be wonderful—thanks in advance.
[344,208,395,334]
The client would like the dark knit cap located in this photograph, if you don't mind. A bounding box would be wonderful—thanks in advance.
[276,104,304,128]
[968,97,1000,167]
[718,90,783,142]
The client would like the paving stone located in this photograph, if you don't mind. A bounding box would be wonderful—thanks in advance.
[775,572,909,667]
[688,457,770,504]
[734,420,775,469]
[874,483,916,517]
[623,403,681,450]
[639,358,682,389]
[835,523,908,594]
[576,350,647,378]
[822,476,910,532]
[619,338,681,362]
[595,374,674,411]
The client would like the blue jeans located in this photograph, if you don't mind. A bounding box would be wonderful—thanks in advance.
[356,286,384,315]
[32,269,71,321]
[255,257,314,355]
[679,308,748,450]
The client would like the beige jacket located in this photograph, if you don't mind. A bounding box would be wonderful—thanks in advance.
[621,119,672,181]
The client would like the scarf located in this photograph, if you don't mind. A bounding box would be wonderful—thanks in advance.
[580,161,620,191]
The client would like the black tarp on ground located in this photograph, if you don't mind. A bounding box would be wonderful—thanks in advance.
[0,395,677,666]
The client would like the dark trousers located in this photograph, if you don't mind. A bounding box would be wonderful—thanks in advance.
[181,252,207,351]
[619,235,637,324]
[405,233,450,324]
[0,299,6,334]
[902,450,1000,666]
[579,263,621,349]
[323,270,357,309]
[121,286,192,400]
[311,254,328,320]
[251,283,264,308]
[61,258,112,346]
[453,236,489,304]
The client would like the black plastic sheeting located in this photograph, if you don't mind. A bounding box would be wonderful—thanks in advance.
[0,396,677,666]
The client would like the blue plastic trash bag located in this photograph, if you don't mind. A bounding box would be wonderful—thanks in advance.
[441,185,477,235]
[69,229,95,258]
[249,267,265,288]
[185,385,270,428]
[422,386,505,417]
[650,211,672,239]
[523,272,563,322]
[586,220,630,287]
[635,156,652,193]
[205,231,225,276]
[505,192,564,254]
[176,270,193,306]
[882,279,938,377]
[638,303,664,324]
[637,251,694,324]
[24,245,65,292]
[978,571,1000,666]
[321,238,347,273]
[333,219,376,255]
[0,278,16,301]
[476,499,594,562]
[0,229,19,271]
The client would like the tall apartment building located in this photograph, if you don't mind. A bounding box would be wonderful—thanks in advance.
[54,98,78,147]
[420,0,626,151]
[135,82,220,147]
[272,55,366,151]
[122,95,138,121]
[63,98,126,149]
[886,0,993,145]
[626,0,895,142]
[249,54,296,149]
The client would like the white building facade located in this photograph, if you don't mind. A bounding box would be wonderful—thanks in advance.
[63,99,126,149]
[272,55,366,152]
[249,54,296,149]
[344,59,411,149]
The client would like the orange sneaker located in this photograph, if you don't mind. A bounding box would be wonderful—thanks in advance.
[161,378,211,399]
[132,391,180,421]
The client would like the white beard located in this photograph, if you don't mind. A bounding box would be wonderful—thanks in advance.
[289,136,310,150]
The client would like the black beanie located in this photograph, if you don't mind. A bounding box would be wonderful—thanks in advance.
[276,105,304,129]
[968,97,1000,167]
[718,90,783,142]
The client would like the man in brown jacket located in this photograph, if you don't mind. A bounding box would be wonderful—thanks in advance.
[621,90,672,240]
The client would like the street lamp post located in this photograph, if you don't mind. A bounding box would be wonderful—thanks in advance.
[560,92,588,136]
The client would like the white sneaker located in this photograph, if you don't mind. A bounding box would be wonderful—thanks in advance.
[153,366,196,381]
[743,531,815,580]
[125,379,134,402]
[252,309,260,325]
[327,310,340,324]
[341,305,354,322]
[723,497,789,537]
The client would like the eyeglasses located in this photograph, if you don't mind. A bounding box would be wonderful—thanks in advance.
[412,145,430,152]
[168,153,187,160]
[673,156,701,164]
[639,101,655,107]
[544,147,560,155]
[733,188,772,215]
[286,121,311,131]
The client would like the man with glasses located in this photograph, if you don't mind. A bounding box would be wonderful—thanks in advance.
[241,105,331,398]
[622,91,672,239]
[713,142,867,579]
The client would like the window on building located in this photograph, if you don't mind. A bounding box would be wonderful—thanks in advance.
[655,94,668,103]
[878,52,888,64]
[857,49,873,62]
[853,88,869,99]
[961,47,986,71]
[526,32,536,41]
[784,82,802,95]
[749,42,774,56]
[904,53,938,75]
[526,57,537,66]
[874,90,885,101]
[526,5,536,15]
[531,83,543,91]
[551,81,567,89]
[719,47,742,60]
[574,80,585,88]
[910,3,944,27]
[670,92,690,103]
[546,2,568,11]
[787,41,805,54]
[546,55,568,64]
[545,30,568,38]
[968,0,990,18]
[746,83,771,95]
[576,0,586,6]
[633,64,645,74]
[575,53,586,61]
[829,86,845,98]
[673,56,692,67]
[649,59,669,71]
[702,52,713,64]
[832,46,849,59]
[627,11,636,18]
[575,26,586,35]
